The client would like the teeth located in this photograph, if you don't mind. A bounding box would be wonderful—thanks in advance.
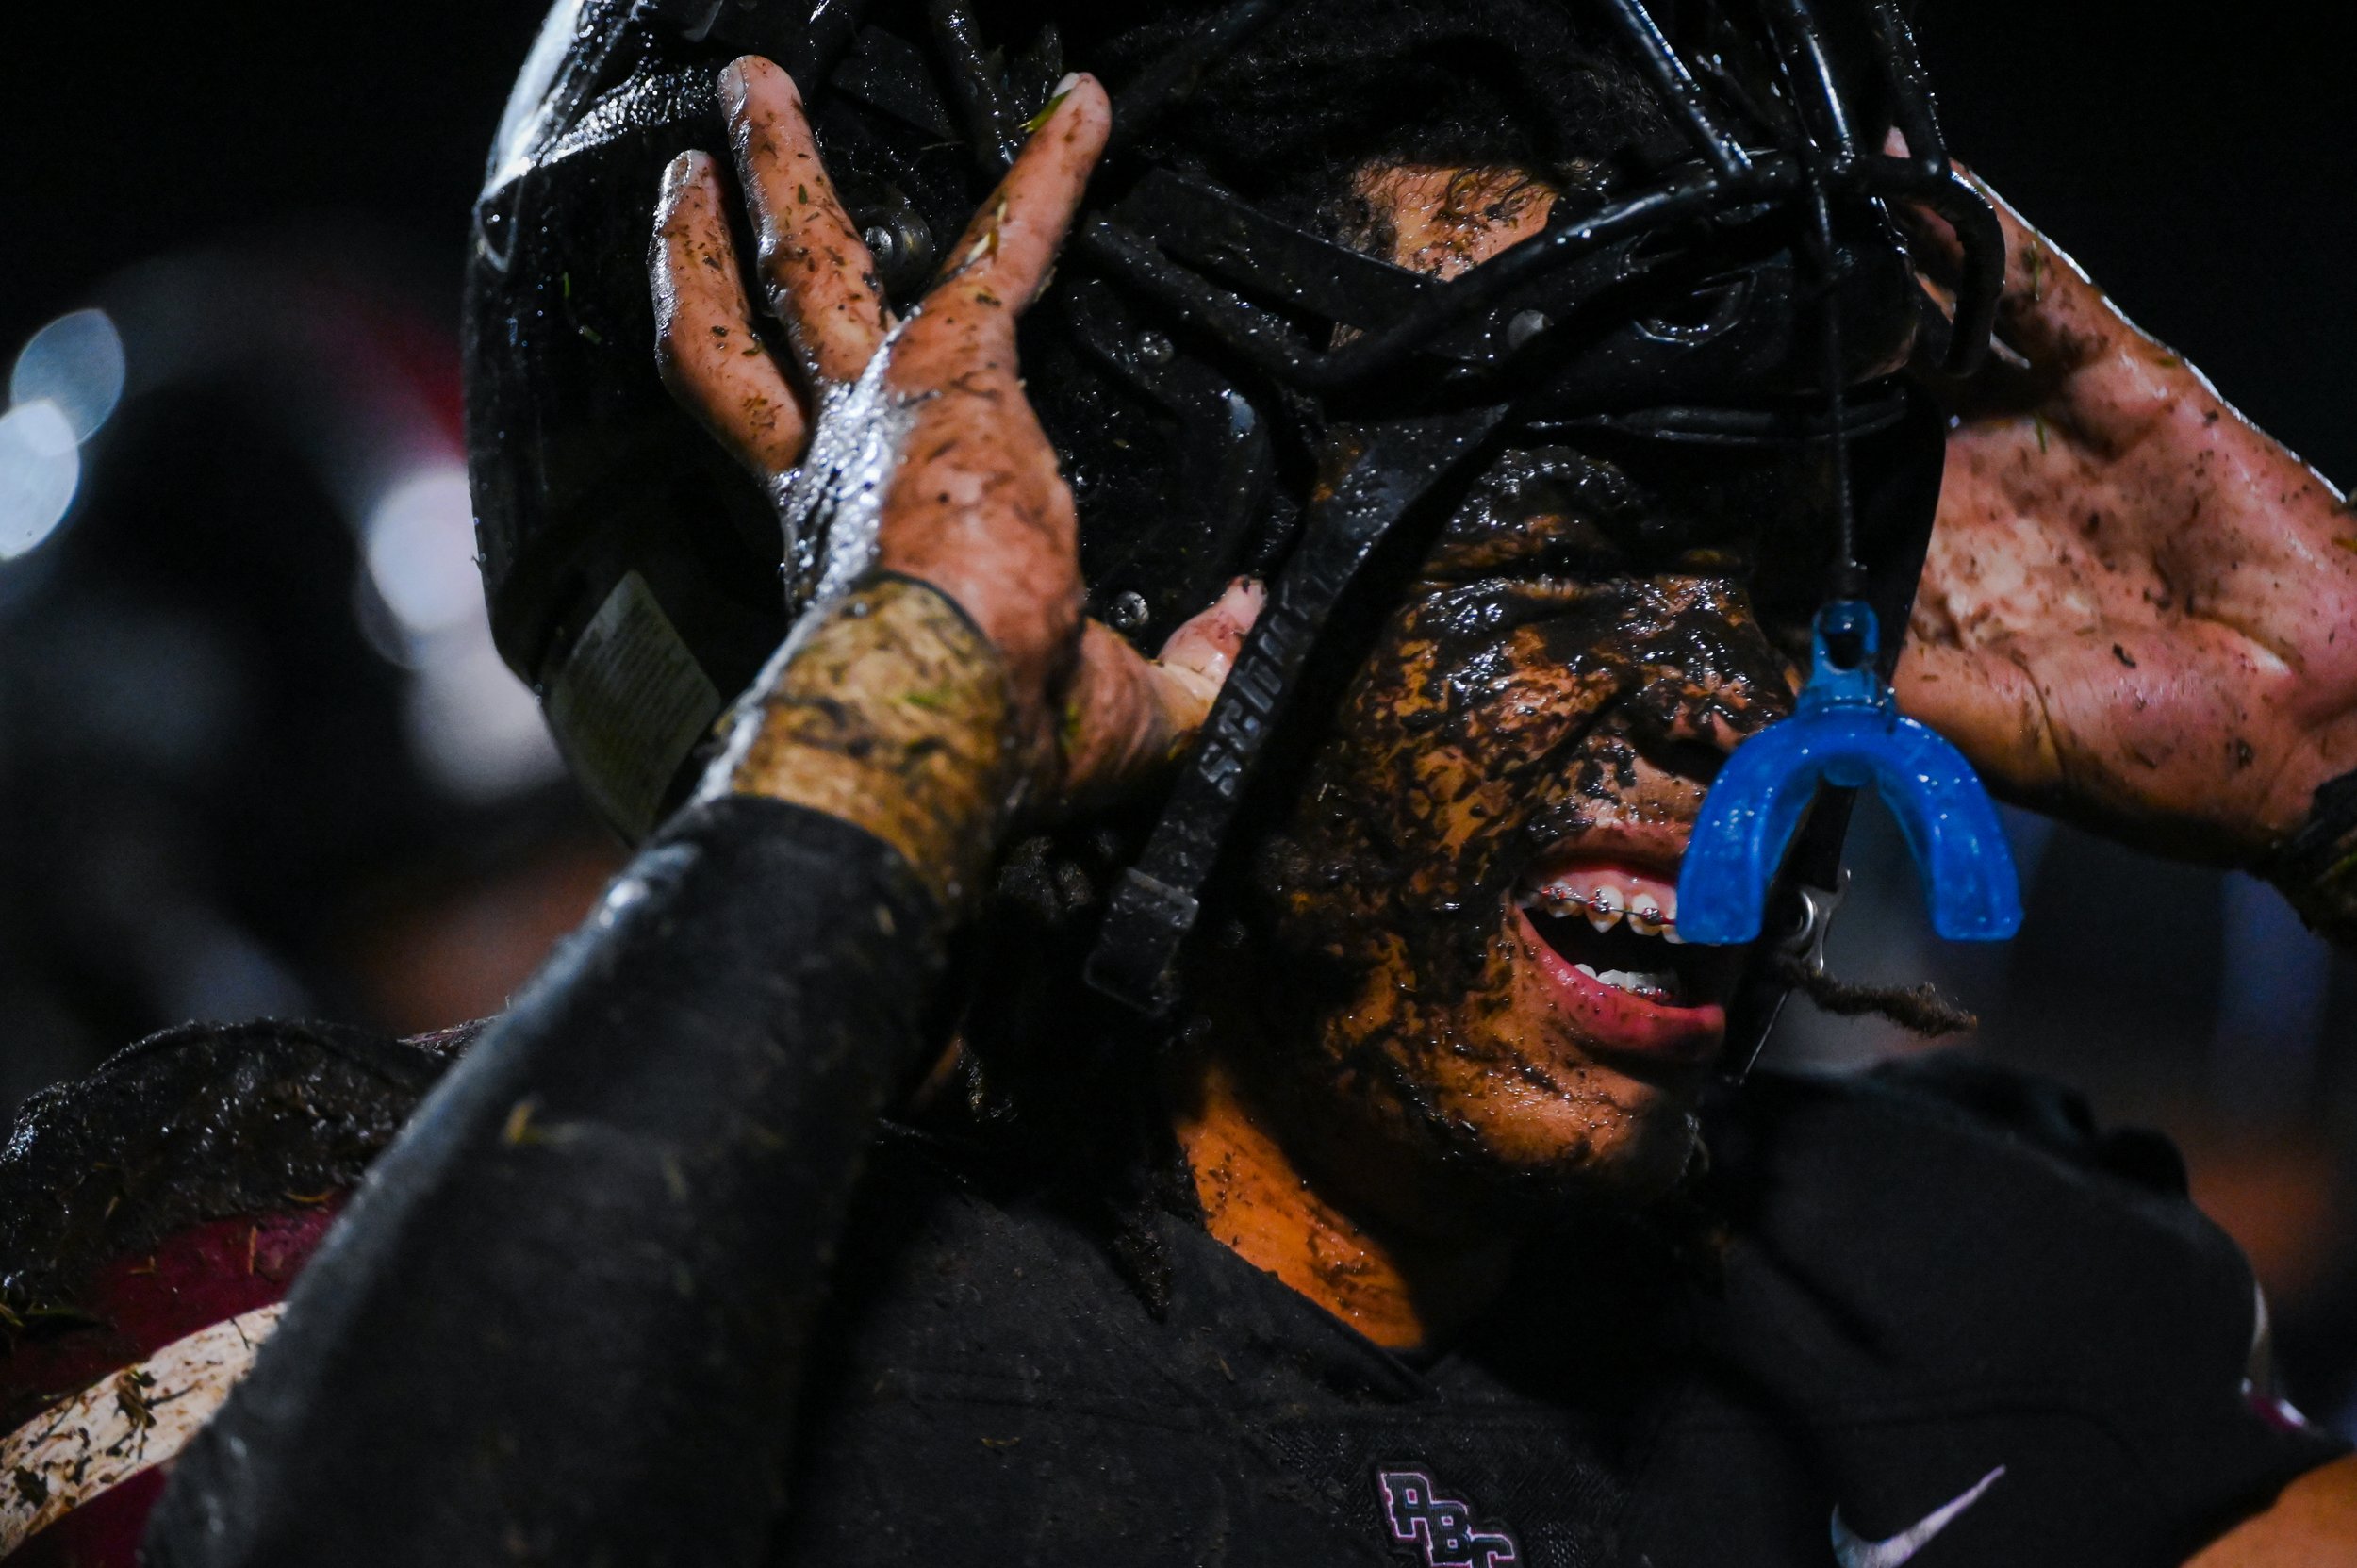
[1581,965,1678,999]
[1521,873,1681,939]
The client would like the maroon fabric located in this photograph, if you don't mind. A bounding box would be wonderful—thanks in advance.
[2,1207,339,1435]
[10,1469,166,1568]
[0,1017,469,1564]
[1,1206,342,1565]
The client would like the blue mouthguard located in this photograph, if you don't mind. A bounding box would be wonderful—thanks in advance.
[1674,601,2023,947]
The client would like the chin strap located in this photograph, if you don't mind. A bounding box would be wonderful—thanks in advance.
[1718,793,1851,1081]
[1085,405,1511,1015]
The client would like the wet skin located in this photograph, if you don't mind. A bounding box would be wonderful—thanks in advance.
[1174,435,1886,1346]
[1226,451,1797,1199]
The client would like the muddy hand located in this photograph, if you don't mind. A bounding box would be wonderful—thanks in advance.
[1897,163,2357,863]
[651,57,1259,808]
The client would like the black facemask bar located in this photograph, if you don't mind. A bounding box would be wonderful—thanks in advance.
[983,3,1996,386]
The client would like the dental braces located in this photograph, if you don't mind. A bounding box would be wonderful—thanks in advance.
[1523,887,1687,940]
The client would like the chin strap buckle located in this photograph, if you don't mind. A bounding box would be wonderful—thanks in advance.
[1781,867,1850,982]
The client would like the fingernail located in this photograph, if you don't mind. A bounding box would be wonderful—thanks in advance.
[717,59,748,119]
[1021,74,1083,135]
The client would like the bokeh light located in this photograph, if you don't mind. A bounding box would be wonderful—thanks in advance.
[361,459,563,801]
[0,400,81,559]
[365,463,483,635]
[9,308,125,443]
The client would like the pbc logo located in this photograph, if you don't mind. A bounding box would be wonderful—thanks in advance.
[1377,1468,1521,1568]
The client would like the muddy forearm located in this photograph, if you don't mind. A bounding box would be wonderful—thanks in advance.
[710,573,1030,914]
[144,582,1040,1567]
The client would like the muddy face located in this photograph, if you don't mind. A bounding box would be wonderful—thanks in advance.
[1178,163,1849,1231]
[1233,435,1828,1220]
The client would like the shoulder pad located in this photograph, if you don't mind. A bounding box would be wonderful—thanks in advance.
[0,1016,478,1561]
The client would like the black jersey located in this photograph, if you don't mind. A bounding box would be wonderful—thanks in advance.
[780,1063,2343,1568]
[24,1017,2335,1566]
[119,800,2340,1568]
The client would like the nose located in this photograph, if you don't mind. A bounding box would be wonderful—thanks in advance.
[1610,577,1802,755]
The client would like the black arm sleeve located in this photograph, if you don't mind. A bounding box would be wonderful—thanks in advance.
[143,796,948,1568]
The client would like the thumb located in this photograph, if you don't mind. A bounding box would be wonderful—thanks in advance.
[1055,578,1264,811]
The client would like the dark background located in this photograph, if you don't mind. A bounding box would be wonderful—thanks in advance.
[2,0,2353,1418]
[7,2,2352,478]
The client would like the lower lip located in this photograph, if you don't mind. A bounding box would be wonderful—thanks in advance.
[1514,906,1727,1065]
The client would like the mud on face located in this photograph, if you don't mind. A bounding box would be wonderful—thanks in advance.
[1225,436,1838,1217]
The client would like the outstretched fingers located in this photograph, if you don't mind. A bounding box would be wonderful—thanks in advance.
[719,55,892,386]
[875,74,1113,695]
[930,74,1112,320]
[651,149,807,476]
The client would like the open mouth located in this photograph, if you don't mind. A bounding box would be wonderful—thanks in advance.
[1512,863,1743,1011]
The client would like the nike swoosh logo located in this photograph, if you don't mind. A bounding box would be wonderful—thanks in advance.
[1830,1465,2006,1568]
